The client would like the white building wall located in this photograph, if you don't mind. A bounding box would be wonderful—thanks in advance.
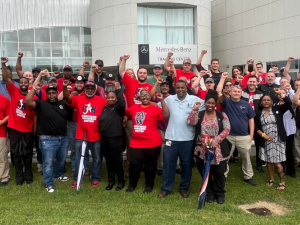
[90,0,212,72]
[211,0,300,72]
[0,0,90,32]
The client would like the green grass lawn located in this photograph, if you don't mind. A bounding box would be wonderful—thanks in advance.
[1,158,300,225]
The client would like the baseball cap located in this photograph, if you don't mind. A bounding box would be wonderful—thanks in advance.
[106,74,115,80]
[183,58,192,64]
[32,67,41,73]
[85,81,96,87]
[45,86,58,93]
[160,80,169,86]
[205,78,215,83]
[75,75,86,82]
[154,64,162,69]
[63,65,72,71]
[48,77,57,83]
[95,59,104,66]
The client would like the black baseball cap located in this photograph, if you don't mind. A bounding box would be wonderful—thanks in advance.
[160,80,169,86]
[95,60,104,66]
[45,86,58,93]
[106,74,115,80]
[75,75,86,82]
[85,81,96,87]
[63,65,72,71]
[32,67,41,73]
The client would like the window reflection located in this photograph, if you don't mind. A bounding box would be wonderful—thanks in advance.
[52,58,65,72]
[35,43,51,57]
[19,43,35,57]
[83,44,92,57]
[67,27,80,42]
[51,28,64,42]
[36,58,51,71]
[19,29,34,42]
[2,43,18,57]
[52,43,65,57]
[69,43,81,57]
[2,31,18,42]
[35,28,50,42]
[20,58,35,72]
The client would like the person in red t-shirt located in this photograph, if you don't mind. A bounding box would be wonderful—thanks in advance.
[64,79,106,188]
[244,59,266,84]
[233,59,258,88]
[125,89,165,193]
[1,57,36,185]
[164,52,196,88]
[0,94,10,187]
[57,65,75,92]
[192,70,216,100]
[119,54,153,175]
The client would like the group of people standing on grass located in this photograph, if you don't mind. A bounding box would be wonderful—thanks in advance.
[0,50,299,204]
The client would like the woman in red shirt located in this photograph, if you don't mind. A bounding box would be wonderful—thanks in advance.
[125,89,165,193]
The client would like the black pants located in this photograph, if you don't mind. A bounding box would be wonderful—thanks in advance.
[129,146,161,188]
[281,134,296,175]
[195,155,227,198]
[101,136,125,184]
[9,128,33,184]
[254,133,264,168]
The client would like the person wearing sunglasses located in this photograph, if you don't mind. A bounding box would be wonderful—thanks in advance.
[125,89,165,194]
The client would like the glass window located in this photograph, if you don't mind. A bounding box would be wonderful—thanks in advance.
[2,31,18,42]
[2,43,18,57]
[185,27,194,44]
[51,43,65,57]
[5,58,17,73]
[83,44,92,57]
[167,9,184,26]
[19,43,35,57]
[35,28,50,42]
[167,27,184,44]
[35,43,51,57]
[148,8,166,26]
[20,58,35,72]
[68,43,81,57]
[52,58,66,72]
[149,27,166,44]
[19,29,34,42]
[137,7,148,25]
[82,28,91,43]
[69,58,85,73]
[51,28,64,42]
[138,26,148,44]
[67,27,80,42]
[36,58,51,71]
[185,8,194,26]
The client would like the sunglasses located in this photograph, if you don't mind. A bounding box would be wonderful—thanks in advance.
[140,94,150,98]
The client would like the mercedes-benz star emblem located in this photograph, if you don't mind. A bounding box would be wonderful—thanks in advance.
[140,46,148,54]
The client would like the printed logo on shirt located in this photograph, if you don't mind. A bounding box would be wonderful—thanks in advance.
[16,99,27,118]
[82,103,97,123]
[240,106,246,110]
[134,111,147,133]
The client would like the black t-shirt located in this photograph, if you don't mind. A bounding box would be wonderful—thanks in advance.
[257,83,280,104]
[93,71,107,88]
[34,100,69,136]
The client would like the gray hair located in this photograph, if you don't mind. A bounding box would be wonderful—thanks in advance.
[231,85,242,91]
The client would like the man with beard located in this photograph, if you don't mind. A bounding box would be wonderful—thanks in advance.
[147,65,167,92]
[88,60,107,88]
[1,57,36,185]
[25,73,69,193]
[57,66,75,92]
[63,80,107,188]
[67,75,90,177]
[0,65,19,101]
[119,54,153,175]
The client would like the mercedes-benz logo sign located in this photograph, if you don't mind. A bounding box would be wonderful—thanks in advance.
[140,46,148,54]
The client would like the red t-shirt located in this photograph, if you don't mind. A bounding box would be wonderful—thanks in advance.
[7,83,35,132]
[122,72,153,108]
[126,104,164,148]
[232,73,251,89]
[196,89,207,100]
[67,94,107,141]
[57,77,75,92]
[258,73,267,84]
[71,93,85,123]
[174,69,196,88]
[0,94,10,137]
[28,86,47,101]
[249,92,255,109]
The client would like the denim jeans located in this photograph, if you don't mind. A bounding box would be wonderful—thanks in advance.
[161,140,193,194]
[74,139,102,182]
[39,135,69,187]
[67,122,89,171]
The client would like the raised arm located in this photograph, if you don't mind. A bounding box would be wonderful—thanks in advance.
[88,64,98,81]
[25,72,44,109]
[156,94,169,120]
[284,57,294,81]
[216,72,228,97]
[244,58,256,75]
[293,86,300,106]
[196,50,207,65]
[192,70,206,94]
[16,52,24,78]
[164,52,173,72]
[63,80,72,104]
[150,79,162,101]
[80,60,90,78]
[119,55,130,78]
[1,57,12,86]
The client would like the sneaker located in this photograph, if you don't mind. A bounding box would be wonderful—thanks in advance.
[46,186,55,193]
[71,181,77,188]
[244,178,257,186]
[92,181,99,187]
[37,163,43,172]
[56,176,69,181]
[0,182,8,187]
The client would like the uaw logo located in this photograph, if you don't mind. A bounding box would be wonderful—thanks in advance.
[135,112,146,125]
[17,99,27,110]
[82,103,96,114]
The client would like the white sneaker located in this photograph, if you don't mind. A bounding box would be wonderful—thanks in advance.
[37,164,43,172]
[46,186,54,193]
[56,176,69,181]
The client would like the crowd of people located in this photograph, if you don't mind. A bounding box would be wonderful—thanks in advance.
[0,50,299,204]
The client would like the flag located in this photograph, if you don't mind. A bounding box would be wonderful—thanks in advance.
[77,133,87,194]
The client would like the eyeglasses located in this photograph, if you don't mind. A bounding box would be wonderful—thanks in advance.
[140,94,150,98]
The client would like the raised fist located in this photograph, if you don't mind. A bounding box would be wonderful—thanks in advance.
[115,82,120,90]
[82,61,90,67]
[236,75,244,82]
[249,58,254,63]
[206,71,212,77]
[157,78,163,84]
[201,50,207,55]
[288,57,295,62]
[71,91,78,96]
[199,70,206,77]
[194,102,201,108]
[91,64,99,70]
[63,80,70,87]
[222,72,229,78]
[1,57,8,64]
[123,55,130,60]
[53,71,60,77]
[156,93,163,100]
[18,52,24,58]
[168,52,173,58]
[285,84,292,90]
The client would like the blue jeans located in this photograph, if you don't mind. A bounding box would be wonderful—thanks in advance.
[39,135,69,187]
[161,140,193,194]
[67,122,89,171]
[74,139,102,182]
